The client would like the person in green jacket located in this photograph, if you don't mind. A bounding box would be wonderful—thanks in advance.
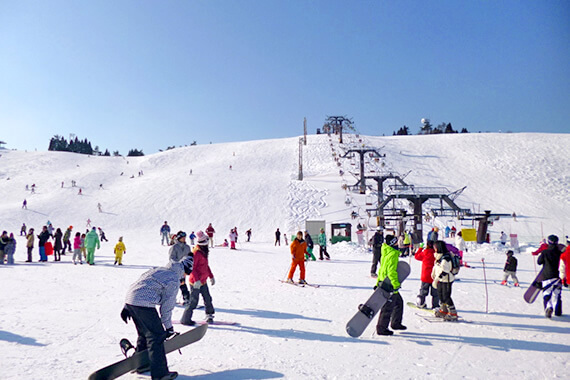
[85,227,100,265]
[318,228,330,260]
[375,234,407,336]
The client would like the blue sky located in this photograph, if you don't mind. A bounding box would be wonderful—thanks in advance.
[1,1,568,154]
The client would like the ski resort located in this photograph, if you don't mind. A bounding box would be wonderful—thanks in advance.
[0,132,568,379]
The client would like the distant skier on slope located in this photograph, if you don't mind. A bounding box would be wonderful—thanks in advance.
[160,221,171,246]
[229,228,238,250]
[274,228,281,246]
[205,223,216,248]
[537,235,563,318]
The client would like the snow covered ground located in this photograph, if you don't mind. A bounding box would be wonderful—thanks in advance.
[0,133,569,379]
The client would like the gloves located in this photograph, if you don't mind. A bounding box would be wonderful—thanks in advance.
[120,306,131,324]
[210,277,215,286]
[393,287,400,294]
[193,280,202,289]
[373,285,378,290]
[419,243,424,248]
[165,327,176,339]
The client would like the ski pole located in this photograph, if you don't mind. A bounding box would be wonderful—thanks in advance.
[481,258,489,314]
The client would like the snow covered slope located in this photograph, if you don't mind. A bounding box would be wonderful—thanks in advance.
[0,133,568,379]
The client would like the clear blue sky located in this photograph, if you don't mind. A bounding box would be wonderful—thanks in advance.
[1,0,568,154]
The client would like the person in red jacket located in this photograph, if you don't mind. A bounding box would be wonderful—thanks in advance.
[286,231,308,284]
[561,237,570,287]
[181,231,215,325]
[205,223,216,248]
[414,241,440,309]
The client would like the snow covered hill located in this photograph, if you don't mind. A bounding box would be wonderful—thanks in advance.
[0,133,568,379]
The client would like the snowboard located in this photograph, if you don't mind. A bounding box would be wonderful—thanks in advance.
[524,269,544,304]
[346,261,411,338]
[88,323,208,380]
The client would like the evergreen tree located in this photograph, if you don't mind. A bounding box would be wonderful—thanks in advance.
[127,149,144,157]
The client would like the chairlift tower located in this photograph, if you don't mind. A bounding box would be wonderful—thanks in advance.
[340,147,385,194]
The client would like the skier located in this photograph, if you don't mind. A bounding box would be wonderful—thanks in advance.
[22,199,27,209]
[78,188,82,195]
[432,241,458,321]
[62,226,72,254]
[229,229,238,250]
[168,231,192,304]
[318,228,330,260]
[20,223,26,236]
[72,232,83,265]
[375,234,407,335]
[500,250,519,286]
[304,231,316,261]
[160,221,170,246]
[37,226,51,262]
[98,227,108,242]
[286,231,308,284]
[274,228,281,246]
[500,231,508,246]
[181,231,215,325]
[246,229,252,242]
[120,256,193,380]
[414,241,440,309]
[370,228,384,277]
[4,233,16,264]
[26,228,35,262]
[53,228,63,262]
[86,218,91,228]
[205,223,215,248]
[537,235,563,318]
[114,237,126,265]
[85,227,101,265]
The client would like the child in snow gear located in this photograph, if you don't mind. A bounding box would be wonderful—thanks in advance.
[98,227,108,242]
[121,256,193,380]
[80,233,87,261]
[318,228,330,260]
[375,235,407,335]
[114,237,126,265]
[169,231,192,304]
[20,223,26,236]
[370,228,384,277]
[501,250,519,286]
[181,231,215,325]
[246,229,252,242]
[160,221,171,245]
[432,241,458,321]
[537,235,563,318]
[304,231,316,261]
[287,231,308,284]
[72,232,83,265]
[414,241,440,309]
[85,227,101,265]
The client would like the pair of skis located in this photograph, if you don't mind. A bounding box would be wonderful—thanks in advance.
[279,279,320,288]
[406,302,471,323]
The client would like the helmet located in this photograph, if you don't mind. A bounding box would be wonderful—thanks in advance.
[547,235,559,244]
[176,231,187,240]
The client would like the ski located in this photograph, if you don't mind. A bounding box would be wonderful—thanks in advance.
[278,280,319,287]
[407,302,471,323]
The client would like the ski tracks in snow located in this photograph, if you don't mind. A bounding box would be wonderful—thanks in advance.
[286,181,328,232]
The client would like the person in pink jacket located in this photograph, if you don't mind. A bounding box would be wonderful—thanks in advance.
[180,231,215,325]
[72,232,83,265]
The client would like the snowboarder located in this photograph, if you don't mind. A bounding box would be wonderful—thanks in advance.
[370,228,384,277]
[286,231,308,284]
[205,223,216,248]
[275,228,281,246]
[22,199,27,209]
[120,257,193,380]
[160,221,171,245]
[229,229,237,250]
[181,231,215,325]
[53,228,63,261]
[414,241,440,309]
[537,235,563,318]
[432,241,458,321]
[85,227,101,265]
[26,228,34,262]
[500,231,508,246]
[20,223,26,236]
[375,235,407,335]
[98,227,108,242]
[304,231,316,261]
[318,228,330,260]
[246,229,252,242]
[72,232,83,265]
[62,226,72,254]
[501,250,519,286]
[168,231,192,304]
[114,237,126,265]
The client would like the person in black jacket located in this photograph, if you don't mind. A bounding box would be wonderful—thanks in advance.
[275,228,281,246]
[37,226,52,262]
[304,231,316,261]
[537,235,563,318]
[53,228,63,262]
[500,250,519,286]
[370,228,384,277]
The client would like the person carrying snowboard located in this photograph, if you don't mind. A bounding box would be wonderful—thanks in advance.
[370,228,384,277]
[114,237,126,265]
[318,228,330,260]
[120,256,193,380]
[414,241,439,309]
[85,227,100,265]
[304,231,316,261]
[501,250,519,286]
[286,231,308,284]
[375,235,407,335]
[537,235,563,318]
[181,231,215,325]
[168,231,192,304]
[432,241,458,321]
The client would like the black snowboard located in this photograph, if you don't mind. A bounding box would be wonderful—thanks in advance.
[88,323,208,380]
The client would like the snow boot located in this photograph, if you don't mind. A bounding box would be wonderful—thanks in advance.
[500,280,507,285]
[514,282,520,287]
[416,296,427,309]
[154,371,178,380]
[391,324,407,330]
[444,305,458,321]
[376,328,394,336]
[206,314,214,323]
[299,279,307,285]
[555,299,562,317]
[545,307,553,319]
[435,304,449,318]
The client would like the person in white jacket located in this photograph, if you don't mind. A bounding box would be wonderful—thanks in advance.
[432,241,457,321]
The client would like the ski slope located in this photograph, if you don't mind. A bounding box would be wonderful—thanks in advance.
[0,133,569,379]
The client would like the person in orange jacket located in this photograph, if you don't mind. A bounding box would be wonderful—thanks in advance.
[286,231,308,284]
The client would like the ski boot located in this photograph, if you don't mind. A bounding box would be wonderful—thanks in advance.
[285,278,294,284]
[299,279,307,285]
[514,282,520,287]
[206,314,214,323]
[500,280,507,285]
[119,338,135,358]
[434,304,449,318]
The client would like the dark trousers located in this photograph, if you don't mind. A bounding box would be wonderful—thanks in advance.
[180,284,215,324]
[27,247,33,262]
[125,304,169,379]
[319,245,330,260]
[418,281,440,308]
[376,292,404,332]
[180,279,190,302]
[62,240,71,254]
[370,248,381,275]
[54,248,61,261]
[437,281,454,307]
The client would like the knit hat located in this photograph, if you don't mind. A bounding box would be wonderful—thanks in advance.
[196,230,209,245]
[506,250,514,256]
[181,256,193,275]
[547,235,559,245]
[385,234,398,247]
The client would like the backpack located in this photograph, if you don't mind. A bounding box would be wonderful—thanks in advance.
[444,252,461,275]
